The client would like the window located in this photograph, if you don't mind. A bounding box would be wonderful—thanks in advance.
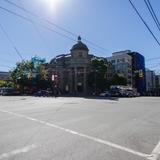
[78,52,83,57]
[111,60,115,63]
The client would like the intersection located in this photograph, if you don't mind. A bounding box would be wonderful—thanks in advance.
[0,96,160,160]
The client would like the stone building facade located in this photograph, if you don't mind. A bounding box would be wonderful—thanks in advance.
[50,36,92,95]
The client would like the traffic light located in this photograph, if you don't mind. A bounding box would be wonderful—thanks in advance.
[139,70,143,78]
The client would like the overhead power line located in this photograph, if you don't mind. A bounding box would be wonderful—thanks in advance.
[3,0,76,37]
[144,0,160,32]
[0,5,108,54]
[147,62,160,67]
[3,0,111,53]
[0,23,23,60]
[15,0,54,55]
[147,63,160,69]
[0,6,75,41]
[146,56,160,61]
[128,0,160,47]
[146,0,160,30]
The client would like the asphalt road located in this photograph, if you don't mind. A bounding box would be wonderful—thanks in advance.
[0,96,160,160]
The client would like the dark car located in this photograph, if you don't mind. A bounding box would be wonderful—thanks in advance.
[1,87,21,96]
[34,90,52,97]
[122,89,135,97]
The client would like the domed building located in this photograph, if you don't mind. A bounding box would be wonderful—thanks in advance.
[70,36,89,52]
[50,36,92,95]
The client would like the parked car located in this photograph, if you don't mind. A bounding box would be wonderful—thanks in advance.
[99,91,110,97]
[0,88,3,95]
[1,87,21,96]
[122,89,135,97]
[34,90,52,97]
[110,89,121,97]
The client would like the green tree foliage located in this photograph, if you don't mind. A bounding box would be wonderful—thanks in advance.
[0,80,14,87]
[9,60,33,87]
[35,64,50,89]
[88,57,128,94]
[0,80,6,87]
[36,64,48,81]
[109,74,127,86]
[88,57,108,92]
[9,59,49,90]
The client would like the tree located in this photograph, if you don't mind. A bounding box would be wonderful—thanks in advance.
[111,74,127,85]
[9,59,49,90]
[88,57,128,95]
[35,64,50,89]
[9,60,33,87]
[0,80,6,87]
[0,80,14,87]
[88,57,108,93]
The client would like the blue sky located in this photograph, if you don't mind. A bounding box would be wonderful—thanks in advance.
[0,0,160,72]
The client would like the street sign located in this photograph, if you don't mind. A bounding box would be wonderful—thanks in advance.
[52,75,55,81]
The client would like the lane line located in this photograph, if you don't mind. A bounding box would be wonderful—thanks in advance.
[0,109,150,159]
[148,141,160,160]
[0,144,38,159]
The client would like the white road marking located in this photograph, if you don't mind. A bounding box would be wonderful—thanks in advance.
[0,144,38,159]
[0,109,150,159]
[147,141,160,160]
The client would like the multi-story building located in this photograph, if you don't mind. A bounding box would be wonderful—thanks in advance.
[106,50,133,86]
[49,40,147,95]
[155,75,160,89]
[106,50,146,94]
[49,36,115,95]
[146,69,156,92]
[128,52,146,94]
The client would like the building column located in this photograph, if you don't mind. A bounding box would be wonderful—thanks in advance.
[68,69,72,94]
[74,67,77,93]
[83,67,87,95]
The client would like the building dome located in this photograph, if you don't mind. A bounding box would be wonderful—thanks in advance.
[70,36,89,52]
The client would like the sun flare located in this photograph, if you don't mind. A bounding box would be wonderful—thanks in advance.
[40,0,60,11]
[46,0,58,7]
